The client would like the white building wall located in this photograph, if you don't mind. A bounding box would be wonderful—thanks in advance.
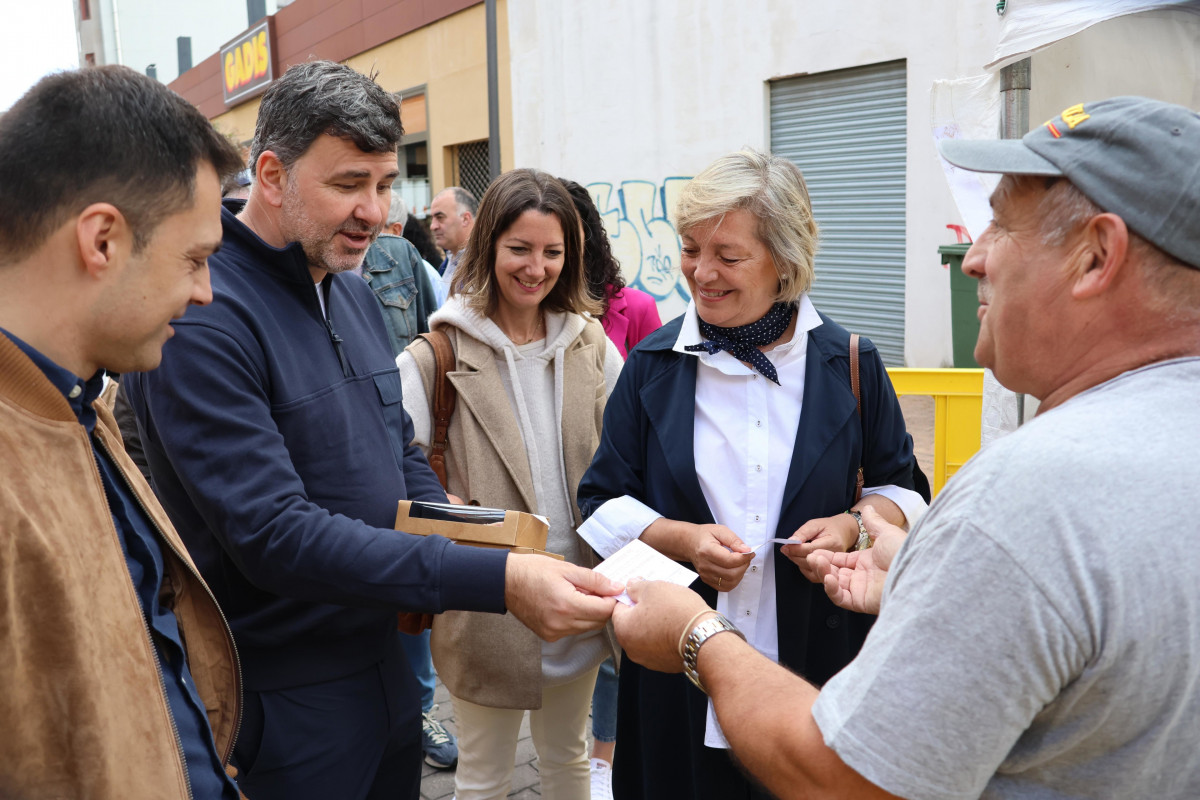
[509,0,999,366]
[76,0,281,84]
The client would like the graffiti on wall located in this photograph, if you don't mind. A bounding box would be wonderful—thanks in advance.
[587,178,693,322]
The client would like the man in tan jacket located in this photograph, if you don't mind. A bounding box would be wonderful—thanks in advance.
[0,67,246,798]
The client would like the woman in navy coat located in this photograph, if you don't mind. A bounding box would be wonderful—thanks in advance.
[576,149,928,800]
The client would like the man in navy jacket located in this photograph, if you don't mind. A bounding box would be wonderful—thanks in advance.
[126,61,619,800]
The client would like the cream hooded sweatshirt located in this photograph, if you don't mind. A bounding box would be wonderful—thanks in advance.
[396,295,622,684]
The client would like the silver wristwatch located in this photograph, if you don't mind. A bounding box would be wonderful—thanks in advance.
[682,614,746,694]
[848,509,871,551]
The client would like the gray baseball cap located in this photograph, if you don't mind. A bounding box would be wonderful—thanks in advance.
[938,96,1200,269]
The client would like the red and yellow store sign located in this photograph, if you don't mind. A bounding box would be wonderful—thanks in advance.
[221,19,275,105]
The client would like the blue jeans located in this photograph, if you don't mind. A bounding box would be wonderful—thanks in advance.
[398,629,436,713]
[590,657,618,742]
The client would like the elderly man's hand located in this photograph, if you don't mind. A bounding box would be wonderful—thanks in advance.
[612,580,714,673]
[781,512,860,582]
[504,553,622,641]
[808,507,907,615]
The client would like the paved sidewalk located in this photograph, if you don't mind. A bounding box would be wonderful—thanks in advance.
[419,399,935,799]
[899,394,936,473]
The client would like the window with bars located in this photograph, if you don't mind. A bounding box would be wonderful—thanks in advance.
[456,140,491,201]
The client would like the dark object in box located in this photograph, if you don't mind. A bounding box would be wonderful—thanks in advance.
[394,500,562,560]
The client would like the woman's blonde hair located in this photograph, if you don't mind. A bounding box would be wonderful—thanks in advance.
[450,168,602,318]
[675,148,819,301]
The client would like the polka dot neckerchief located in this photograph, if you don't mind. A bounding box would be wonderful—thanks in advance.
[685,302,797,385]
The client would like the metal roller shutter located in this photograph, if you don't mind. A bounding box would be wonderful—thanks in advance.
[770,60,907,365]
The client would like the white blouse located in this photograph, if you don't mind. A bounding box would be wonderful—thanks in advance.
[578,294,927,747]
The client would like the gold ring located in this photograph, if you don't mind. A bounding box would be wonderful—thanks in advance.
[718,577,723,589]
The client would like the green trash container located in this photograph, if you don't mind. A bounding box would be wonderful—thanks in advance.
[940,243,979,368]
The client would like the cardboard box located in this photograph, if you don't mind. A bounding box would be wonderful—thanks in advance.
[394,500,563,561]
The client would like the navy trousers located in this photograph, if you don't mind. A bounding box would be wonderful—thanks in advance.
[232,633,423,800]
[613,656,773,800]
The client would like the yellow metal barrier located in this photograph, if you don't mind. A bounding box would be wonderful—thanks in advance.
[887,369,984,496]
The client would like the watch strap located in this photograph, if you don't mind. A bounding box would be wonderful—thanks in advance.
[682,614,746,694]
[848,509,871,551]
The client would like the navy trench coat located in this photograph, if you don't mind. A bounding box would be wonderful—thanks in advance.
[576,311,923,800]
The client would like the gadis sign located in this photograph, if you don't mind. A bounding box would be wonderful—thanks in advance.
[221,18,275,105]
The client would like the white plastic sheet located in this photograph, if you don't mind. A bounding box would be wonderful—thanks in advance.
[981,370,1040,447]
[930,74,1002,242]
[987,0,1200,71]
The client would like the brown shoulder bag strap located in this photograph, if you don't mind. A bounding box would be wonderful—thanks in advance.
[397,331,456,635]
[417,330,457,490]
[849,333,864,504]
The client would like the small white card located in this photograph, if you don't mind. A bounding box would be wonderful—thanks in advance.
[752,537,804,551]
[594,539,699,606]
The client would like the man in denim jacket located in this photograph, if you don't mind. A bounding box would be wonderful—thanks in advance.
[362,192,456,768]
[362,192,440,356]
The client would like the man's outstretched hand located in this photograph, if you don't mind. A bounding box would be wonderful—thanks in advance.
[504,553,622,641]
[780,512,859,582]
[808,506,907,615]
[612,579,712,673]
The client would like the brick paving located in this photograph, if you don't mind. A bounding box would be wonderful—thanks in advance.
[419,399,936,798]
[899,394,936,473]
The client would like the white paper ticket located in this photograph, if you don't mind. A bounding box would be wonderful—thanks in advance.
[751,537,804,551]
[594,538,699,606]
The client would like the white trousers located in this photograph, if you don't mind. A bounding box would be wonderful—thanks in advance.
[451,665,600,800]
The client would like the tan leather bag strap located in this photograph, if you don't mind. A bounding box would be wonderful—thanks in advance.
[849,333,864,504]
[418,330,457,490]
[396,330,456,635]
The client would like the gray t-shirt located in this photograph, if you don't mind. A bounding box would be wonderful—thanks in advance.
[813,358,1200,799]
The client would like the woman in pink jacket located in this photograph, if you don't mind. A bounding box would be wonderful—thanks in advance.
[561,180,662,359]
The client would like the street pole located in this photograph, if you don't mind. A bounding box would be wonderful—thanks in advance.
[999,57,1030,425]
[485,0,501,181]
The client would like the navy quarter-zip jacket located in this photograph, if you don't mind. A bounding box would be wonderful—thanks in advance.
[126,202,507,691]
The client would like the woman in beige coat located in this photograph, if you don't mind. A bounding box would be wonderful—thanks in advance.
[396,169,622,800]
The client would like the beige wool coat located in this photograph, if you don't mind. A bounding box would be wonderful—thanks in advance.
[406,315,620,709]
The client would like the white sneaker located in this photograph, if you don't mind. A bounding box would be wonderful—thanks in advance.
[589,758,614,800]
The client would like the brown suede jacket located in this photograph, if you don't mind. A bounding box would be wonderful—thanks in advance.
[0,334,241,799]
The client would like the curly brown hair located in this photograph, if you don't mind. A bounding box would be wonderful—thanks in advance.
[559,178,625,317]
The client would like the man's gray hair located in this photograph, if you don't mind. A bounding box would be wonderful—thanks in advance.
[386,190,408,227]
[249,61,403,175]
[1020,175,1200,318]
[439,186,479,217]
[1033,178,1104,248]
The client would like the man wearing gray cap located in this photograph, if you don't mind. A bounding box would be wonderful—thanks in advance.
[610,96,1200,799]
